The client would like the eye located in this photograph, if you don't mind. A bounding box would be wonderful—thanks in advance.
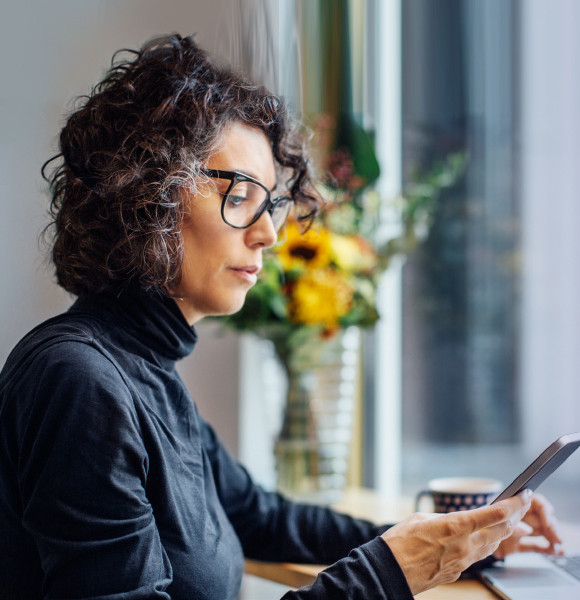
[227,194,248,207]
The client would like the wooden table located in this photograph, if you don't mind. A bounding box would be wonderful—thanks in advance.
[245,487,580,599]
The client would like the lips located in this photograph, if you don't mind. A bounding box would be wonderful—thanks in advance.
[240,265,260,273]
[229,265,261,284]
[231,265,260,275]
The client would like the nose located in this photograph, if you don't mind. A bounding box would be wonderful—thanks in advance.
[244,210,278,249]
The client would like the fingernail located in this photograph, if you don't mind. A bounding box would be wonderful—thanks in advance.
[522,489,533,501]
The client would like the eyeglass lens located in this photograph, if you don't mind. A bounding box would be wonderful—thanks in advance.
[223,179,292,231]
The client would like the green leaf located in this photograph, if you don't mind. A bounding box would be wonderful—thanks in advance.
[336,112,381,184]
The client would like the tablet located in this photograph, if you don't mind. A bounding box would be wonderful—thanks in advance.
[491,432,580,504]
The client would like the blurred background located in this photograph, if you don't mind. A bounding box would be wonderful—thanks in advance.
[2,0,580,521]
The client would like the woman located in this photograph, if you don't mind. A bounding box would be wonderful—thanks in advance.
[0,34,561,600]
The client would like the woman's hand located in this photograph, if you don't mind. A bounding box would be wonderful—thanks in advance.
[493,493,563,559]
[381,491,533,596]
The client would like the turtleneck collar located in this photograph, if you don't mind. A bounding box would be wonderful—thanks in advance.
[71,287,197,363]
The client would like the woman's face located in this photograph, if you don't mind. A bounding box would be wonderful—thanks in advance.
[173,122,279,324]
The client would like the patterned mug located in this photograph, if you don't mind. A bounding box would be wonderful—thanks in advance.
[415,477,503,513]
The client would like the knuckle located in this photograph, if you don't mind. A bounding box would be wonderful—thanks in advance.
[408,512,434,528]
[461,554,477,573]
[502,520,515,538]
[442,569,462,585]
[413,512,431,522]
[491,505,509,522]
[441,517,463,538]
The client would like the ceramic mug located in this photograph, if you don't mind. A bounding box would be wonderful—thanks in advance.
[415,477,503,513]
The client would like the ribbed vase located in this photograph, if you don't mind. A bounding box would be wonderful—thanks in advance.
[272,327,360,504]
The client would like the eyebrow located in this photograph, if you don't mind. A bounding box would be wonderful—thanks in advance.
[236,169,278,192]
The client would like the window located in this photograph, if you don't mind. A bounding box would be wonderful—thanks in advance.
[393,0,580,518]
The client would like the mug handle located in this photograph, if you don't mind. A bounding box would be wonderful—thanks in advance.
[415,489,434,512]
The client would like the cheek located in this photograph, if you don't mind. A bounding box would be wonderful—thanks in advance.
[181,217,220,269]
[180,226,232,294]
[181,244,218,288]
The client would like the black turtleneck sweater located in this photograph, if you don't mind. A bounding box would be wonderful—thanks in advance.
[0,290,412,600]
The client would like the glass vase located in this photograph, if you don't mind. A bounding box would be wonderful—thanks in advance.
[271,327,360,504]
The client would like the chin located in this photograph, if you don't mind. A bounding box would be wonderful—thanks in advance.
[225,301,247,316]
[210,297,247,318]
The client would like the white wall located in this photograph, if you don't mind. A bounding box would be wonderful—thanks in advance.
[520,0,580,458]
[0,0,245,455]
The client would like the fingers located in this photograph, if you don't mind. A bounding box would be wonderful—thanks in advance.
[494,522,534,559]
[516,540,565,555]
[525,494,563,546]
[465,489,533,533]
[494,493,565,559]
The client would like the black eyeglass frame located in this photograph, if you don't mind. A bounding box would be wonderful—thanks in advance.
[200,168,294,231]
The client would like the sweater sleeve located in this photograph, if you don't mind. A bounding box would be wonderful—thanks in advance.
[10,340,172,599]
[282,538,413,600]
[199,417,413,599]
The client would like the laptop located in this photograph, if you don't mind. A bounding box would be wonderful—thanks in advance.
[478,552,580,599]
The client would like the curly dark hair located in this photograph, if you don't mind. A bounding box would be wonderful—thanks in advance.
[42,33,319,297]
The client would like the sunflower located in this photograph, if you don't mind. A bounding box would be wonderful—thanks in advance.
[329,232,379,273]
[289,267,354,329]
[276,222,332,272]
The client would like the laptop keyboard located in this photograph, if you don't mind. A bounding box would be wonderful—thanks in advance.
[549,555,580,581]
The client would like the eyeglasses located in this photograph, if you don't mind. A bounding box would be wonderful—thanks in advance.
[200,168,294,232]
